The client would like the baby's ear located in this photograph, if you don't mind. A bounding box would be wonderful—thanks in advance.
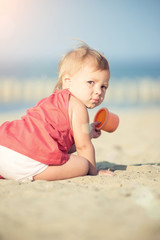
[62,74,71,89]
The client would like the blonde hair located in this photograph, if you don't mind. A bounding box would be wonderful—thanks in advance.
[54,42,110,90]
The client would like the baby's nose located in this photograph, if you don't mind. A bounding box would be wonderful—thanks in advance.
[95,87,102,95]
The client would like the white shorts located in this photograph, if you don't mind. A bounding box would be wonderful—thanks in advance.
[0,145,48,182]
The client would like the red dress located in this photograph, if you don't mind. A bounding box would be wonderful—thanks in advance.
[0,89,74,168]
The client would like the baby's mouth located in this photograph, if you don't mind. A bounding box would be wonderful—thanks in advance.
[92,98,99,103]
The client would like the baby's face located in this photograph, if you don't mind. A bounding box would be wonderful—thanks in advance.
[67,64,110,109]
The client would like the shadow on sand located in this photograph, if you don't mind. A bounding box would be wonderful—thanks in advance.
[96,161,160,171]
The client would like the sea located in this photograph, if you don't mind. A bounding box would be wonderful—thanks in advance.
[0,59,160,112]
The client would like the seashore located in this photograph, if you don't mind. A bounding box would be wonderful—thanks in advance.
[0,107,160,240]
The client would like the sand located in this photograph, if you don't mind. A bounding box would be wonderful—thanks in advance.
[0,107,160,240]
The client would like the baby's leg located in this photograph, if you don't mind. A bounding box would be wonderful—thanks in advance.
[33,155,89,181]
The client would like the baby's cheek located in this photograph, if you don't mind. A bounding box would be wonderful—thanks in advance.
[100,96,104,103]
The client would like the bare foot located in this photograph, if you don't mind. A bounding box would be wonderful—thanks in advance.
[98,169,114,176]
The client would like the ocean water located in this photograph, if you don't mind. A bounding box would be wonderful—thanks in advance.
[1,59,160,79]
[0,59,160,112]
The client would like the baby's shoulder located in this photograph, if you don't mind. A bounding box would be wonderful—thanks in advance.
[69,95,86,111]
[69,95,88,121]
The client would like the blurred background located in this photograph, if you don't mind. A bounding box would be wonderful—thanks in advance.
[0,0,160,113]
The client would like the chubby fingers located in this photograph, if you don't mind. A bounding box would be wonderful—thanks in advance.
[90,123,101,138]
[93,121,101,129]
[98,169,114,176]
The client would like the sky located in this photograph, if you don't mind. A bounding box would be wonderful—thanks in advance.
[0,0,160,65]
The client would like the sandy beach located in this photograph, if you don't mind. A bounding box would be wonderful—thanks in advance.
[0,107,160,240]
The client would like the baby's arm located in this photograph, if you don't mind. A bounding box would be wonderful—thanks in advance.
[69,96,97,175]
[68,122,101,154]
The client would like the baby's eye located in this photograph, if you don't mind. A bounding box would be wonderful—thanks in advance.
[88,81,94,85]
[101,85,108,90]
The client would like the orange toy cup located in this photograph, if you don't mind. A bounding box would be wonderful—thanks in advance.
[94,108,119,132]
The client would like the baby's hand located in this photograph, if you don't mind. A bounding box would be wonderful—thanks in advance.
[90,122,101,139]
[98,169,114,176]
